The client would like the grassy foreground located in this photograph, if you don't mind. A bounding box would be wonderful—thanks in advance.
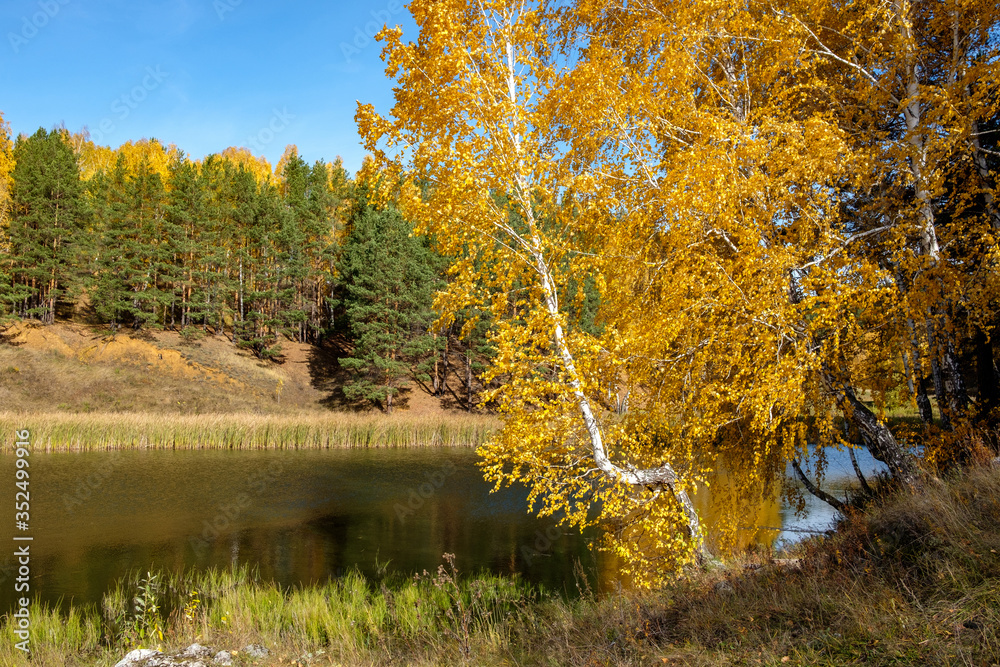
[2,465,999,665]
[0,411,499,450]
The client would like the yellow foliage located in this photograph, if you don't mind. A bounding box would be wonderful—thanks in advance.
[72,135,179,184]
[219,146,273,185]
[0,112,12,243]
[358,0,998,585]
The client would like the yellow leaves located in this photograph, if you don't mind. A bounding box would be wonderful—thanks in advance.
[217,147,272,185]
[359,0,1000,587]
[73,136,180,185]
[0,112,13,232]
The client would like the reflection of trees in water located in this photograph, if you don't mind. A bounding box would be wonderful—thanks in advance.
[694,467,783,556]
[17,449,792,614]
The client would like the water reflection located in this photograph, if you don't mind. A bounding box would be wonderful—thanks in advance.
[0,448,603,613]
[0,445,883,613]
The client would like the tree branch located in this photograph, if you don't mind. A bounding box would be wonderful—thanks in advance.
[791,458,846,513]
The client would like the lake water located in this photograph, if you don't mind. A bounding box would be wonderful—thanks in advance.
[0,445,884,613]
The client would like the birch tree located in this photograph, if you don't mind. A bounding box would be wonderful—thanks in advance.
[358,0,999,583]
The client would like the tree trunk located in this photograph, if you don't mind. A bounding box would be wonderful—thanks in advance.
[238,257,244,322]
[433,333,440,395]
[792,459,846,512]
[442,335,450,396]
[524,206,707,559]
[499,34,707,561]
[975,329,999,423]
[969,120,1000,230]
[835,380,921,488]
[927,317,970,428]
[466,340,473,412]
[905,318,934,425]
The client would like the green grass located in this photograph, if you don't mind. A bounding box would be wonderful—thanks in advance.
[0,559,544,666]
[0,411,499,450]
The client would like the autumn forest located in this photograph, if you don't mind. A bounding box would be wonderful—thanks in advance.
[3,0,1000,575]
[1,0,1000,661]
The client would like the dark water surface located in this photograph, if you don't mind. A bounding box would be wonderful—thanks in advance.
[0,447,607,613]
[0,445,884,613]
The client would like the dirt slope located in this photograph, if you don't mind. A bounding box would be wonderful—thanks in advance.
[0,322,470,416]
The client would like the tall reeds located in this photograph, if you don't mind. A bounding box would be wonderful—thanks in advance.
[0,412,499,451]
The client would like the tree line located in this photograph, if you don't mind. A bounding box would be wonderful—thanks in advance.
[0,123,519,412]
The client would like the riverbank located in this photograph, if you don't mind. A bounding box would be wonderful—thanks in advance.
[2,464,997,665]
[0,411,499,450]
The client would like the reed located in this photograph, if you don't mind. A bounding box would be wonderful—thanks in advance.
[0,411,500,451]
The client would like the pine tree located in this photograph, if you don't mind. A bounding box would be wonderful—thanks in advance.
[88,157,131,327]
[90,155,169,329]
[164,154,208,329]
[235,178,286,359]
[336,200,441,412]
[277,149,343,342]
[199,155,239,333]
[4,128,86,324]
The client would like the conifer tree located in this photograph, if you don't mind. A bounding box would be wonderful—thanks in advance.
[4,128,86,324]
[336,200,441,412]
[236,178,286,359]
[199,155,239,333]
[278,148,343,342]
[164,155,208,328]
[88,157,131,327]
[90,155,169,329]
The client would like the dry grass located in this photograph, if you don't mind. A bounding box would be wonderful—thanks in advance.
[0,322,478,417]
[0,411,499,450]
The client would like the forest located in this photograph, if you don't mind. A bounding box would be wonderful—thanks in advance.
[1,0,999,585]
[1,0,1000,663]
[0,124,575,413]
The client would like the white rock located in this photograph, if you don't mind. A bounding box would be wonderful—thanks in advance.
[243,644,270,658]
[213,650,233,665]
[115,649,164,667]
[181,643,213,658]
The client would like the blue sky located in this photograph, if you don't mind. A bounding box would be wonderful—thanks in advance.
[0,0,418,176]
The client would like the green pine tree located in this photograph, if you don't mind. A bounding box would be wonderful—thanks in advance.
[336,200,441,412]
[164,154,208,329]
[3,128,87,324]
[90,155,169,329]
